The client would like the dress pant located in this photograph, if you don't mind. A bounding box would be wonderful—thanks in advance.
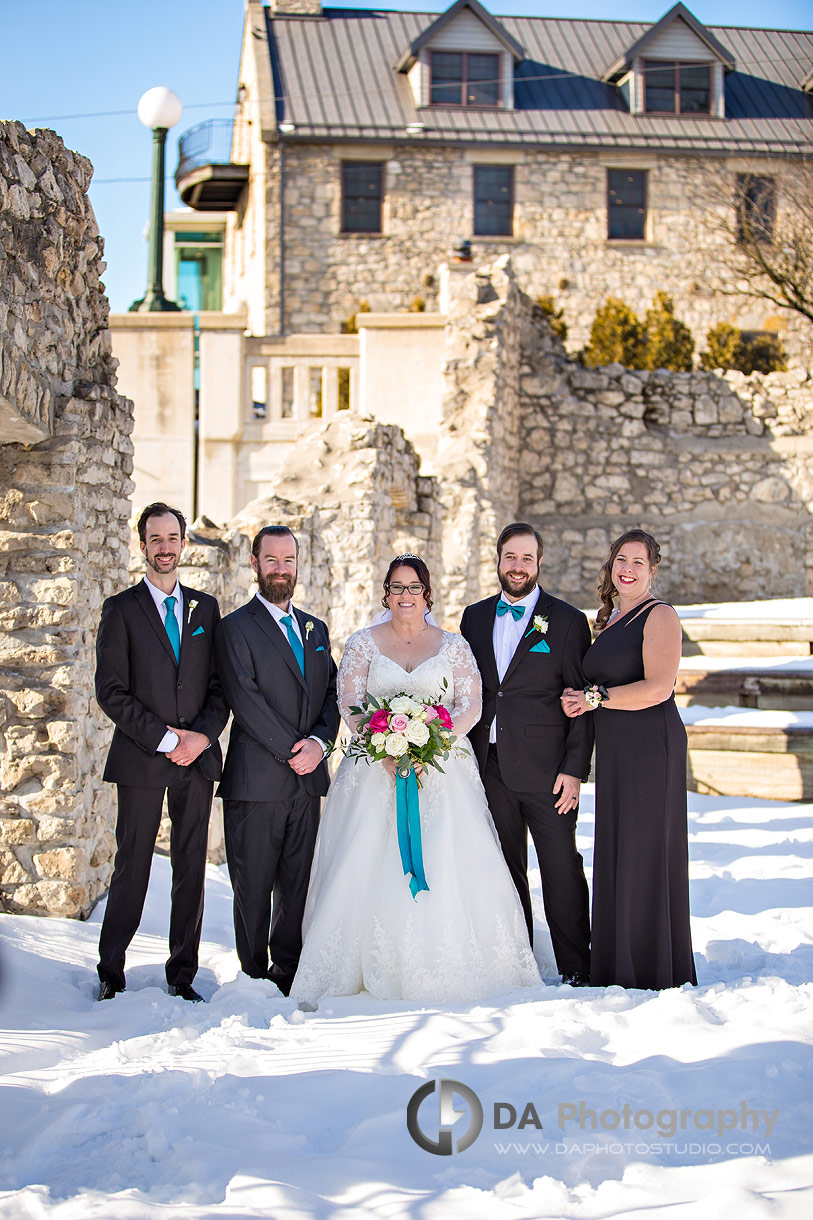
[223,794,320,990]
[97,767,213,990]
[484,744,590,977]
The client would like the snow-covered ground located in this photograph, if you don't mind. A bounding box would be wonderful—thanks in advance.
[674,598,813,623]
[1,788,811,1219]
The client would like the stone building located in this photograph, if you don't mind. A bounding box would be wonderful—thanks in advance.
[202,0,812,357]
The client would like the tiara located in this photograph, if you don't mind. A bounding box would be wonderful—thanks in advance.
[393,552,421,562]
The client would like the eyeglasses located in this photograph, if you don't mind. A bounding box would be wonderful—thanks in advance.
[387,583,425,596]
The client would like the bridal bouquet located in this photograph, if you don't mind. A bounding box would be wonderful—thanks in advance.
[345,687,456,787]
[346,687,460,899]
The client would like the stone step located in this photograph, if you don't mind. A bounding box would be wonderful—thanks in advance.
[675,663,813,711]
[676,599,813,657]
[683,712,813,801]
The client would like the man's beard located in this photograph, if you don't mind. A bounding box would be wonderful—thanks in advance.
[146,552,179,575]
[257,570,296,604]
[498,569,538,601]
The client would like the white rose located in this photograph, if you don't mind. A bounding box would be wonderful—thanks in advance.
[389,696,413,714]
[405,697,424,716]
[384,733,409,757]
[370,732,387,748]
[405,719,430,746]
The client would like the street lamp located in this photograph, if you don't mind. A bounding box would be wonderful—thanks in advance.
[129,86,183,312]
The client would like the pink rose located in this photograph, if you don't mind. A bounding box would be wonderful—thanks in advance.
[436,707,453,731]
[423,706,438,722]
[368,709,390,733]
[390,713,409,733]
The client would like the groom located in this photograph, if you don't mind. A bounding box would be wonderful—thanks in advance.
[215,525,339,995]
[460,522,593,986]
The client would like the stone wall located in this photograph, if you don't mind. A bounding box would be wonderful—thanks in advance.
[247,142,810,365]
[436,258,813,608]
[0,121,134,917]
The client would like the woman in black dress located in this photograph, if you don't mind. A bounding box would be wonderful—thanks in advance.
[561,530,696,991]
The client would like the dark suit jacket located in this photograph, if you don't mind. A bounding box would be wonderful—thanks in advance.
[96,581,228,788]
[215,597,340,803]
[460,588,594,792]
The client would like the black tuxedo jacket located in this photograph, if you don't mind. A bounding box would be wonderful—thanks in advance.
[460,588,594,792]
[95,581,228,788]
[215,597,340,803]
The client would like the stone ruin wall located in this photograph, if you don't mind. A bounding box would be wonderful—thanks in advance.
[0,121,134,918]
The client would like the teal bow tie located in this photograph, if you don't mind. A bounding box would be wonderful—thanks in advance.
[496,600,525,621]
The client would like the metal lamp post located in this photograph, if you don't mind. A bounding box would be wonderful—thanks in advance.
[129,86,183,312]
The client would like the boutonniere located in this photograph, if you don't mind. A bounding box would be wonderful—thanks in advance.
[187,599,198,625]
[305,620,314,640]
[525,614,549,639]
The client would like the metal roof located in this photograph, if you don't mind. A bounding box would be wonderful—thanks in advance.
[265,6,813,156]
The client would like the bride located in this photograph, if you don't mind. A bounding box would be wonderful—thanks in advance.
[290,554,541,1004]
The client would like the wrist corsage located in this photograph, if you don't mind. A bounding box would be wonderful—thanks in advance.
[584,683,609,709]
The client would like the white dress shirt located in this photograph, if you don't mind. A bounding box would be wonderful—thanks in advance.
[489,585,540,744]
[255,593,326,756]
[143,576,183,754]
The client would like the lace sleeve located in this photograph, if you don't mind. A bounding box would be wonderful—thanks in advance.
[337,629,377,731]
[443,633,483,738]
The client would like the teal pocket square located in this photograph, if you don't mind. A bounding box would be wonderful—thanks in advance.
[530,640,550,653]
[192,626,205,636]
[315,645,325,652]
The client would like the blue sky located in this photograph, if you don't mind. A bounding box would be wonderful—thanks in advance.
[2,0,810,314]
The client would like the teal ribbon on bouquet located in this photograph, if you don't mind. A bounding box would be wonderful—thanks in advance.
[395,765,429,900]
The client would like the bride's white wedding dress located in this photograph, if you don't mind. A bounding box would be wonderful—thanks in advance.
[290,627,541,1004]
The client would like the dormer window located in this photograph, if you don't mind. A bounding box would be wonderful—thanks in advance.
[430,51,501,106]
[644,60,712,114]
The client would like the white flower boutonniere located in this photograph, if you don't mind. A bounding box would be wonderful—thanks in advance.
[187,599,198,625]
[532,614,549,635]
[305,620,314,640]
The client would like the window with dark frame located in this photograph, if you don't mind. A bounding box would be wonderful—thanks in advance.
[607,169,647,240]
[473,165,513,236]
[341,162,384,233]
[430,51,501,107]
[735,174,776,245]
[643,60,712,115]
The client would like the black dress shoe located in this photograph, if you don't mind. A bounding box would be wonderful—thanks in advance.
[561,971,591,988]
[98,980,123,1001]
[270,973,295,997]
[168,983,204,1003]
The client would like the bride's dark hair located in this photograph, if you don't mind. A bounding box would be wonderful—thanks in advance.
[382,554,433,611]
[596,530,661,630]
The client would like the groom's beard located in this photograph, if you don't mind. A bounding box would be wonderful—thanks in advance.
[257,570,297,604]
[498,569,538,601]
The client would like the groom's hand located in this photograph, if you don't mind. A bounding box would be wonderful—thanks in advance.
[553,772,580,815]
[289,738,323,776]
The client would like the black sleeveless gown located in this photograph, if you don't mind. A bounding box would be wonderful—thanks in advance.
[584,600,696,990]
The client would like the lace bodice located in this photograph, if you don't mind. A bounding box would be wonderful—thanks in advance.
[337,628,482,738]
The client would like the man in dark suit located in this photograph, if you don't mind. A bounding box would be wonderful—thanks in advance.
[215,525,339,996]
[95,502,229,1002]
[460,522,593,986]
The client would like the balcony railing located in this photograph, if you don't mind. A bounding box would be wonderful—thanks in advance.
[175,120,248,210]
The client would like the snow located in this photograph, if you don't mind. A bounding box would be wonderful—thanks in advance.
[678,656,813,673]
[1,789,812,1218]
[674,599,813,623]
[680,706,813,728]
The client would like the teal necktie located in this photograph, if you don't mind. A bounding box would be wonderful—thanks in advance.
[281,613,305,676]
[163,595,181,663]
[496,599,525,621]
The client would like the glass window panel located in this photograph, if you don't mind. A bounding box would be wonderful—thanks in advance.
[736,174,776,244]
[431,52,463,105]
[644,61,676,113]
[473,165,513,236]
[309,368,323,418]
[281,367,294,418]
[467,54,499,106]
[251,365,266,419]
[607,169,647,240]
[680,64,711,113]
[342,163,383,233]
